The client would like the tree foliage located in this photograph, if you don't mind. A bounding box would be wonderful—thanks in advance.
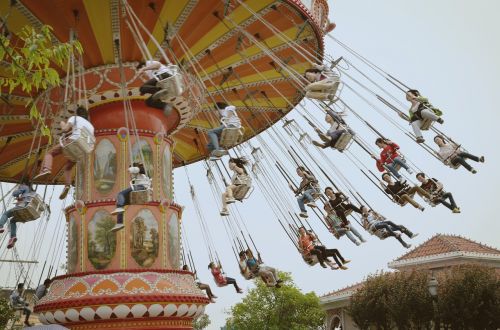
[0,298,15,328]
[348,265,500,330]
[226,272,325,330]
[193,313,211,330]
[437,264,500,329]
[0,23,82,141]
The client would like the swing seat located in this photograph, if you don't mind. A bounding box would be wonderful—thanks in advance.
[333,132,353,151]
[420,118,433,131]
[10,194,45,223]
[302,254,319,266]
[129,179,153,204]
[60,128,95,162]
[219,127,244,149]
[233,184,253,201]
[156,72,185,100]
[373,228,390,240]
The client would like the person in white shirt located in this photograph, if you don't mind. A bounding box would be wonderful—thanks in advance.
[238,251,252,280]
[304,64,340,101]
[111,163,151,232]
[403,89,443,143]
[137,60,175,116]
[207,102,241,160]
[10,283,32,327]
[35,106,94,199]
[312,110,354,150]
[433,135,484,173]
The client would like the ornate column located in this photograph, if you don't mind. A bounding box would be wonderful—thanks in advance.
[35,100,209,329]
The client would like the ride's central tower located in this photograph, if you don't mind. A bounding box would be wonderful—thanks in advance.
[34,65,209,330]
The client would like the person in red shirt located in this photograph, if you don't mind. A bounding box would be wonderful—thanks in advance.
[298,227,349,270]
[208,262,243,293]
[372,138,413,180]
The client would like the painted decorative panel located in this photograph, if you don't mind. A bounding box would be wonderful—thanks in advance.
[93,139,117,195]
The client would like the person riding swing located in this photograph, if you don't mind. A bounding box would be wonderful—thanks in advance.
[373,138,412,180]
[208,262,243,293]
[35,106,95,199]
[220,157,252,216]
[416,173,460,213]
[137,60,176,116]
[207,102,242,160]
[360,206,417,249]
[433,135,484,173]
[297,227,349,270]
[323,203,366,246]
[0,178,41,249]
[312,110,355,151]
[381,173,430,211]
[111,163,151,232]
[303,64,340,102]
[290,167,320,218]
[402,89,443,143]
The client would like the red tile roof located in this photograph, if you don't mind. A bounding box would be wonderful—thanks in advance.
[394,234,500,262]
[321,281,365,298]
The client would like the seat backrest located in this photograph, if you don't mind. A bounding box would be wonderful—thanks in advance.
[334,132,353,151]
[220,127,244,148]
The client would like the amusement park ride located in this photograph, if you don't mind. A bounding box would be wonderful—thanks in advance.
[0,0,485,329]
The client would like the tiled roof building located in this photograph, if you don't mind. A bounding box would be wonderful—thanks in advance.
[319,234,500,329]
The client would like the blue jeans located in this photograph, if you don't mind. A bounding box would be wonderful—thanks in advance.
[297,189,315,212]
[385,157,410,179]
[0,207,19,238]
[207,125,225,153]
[346,226,365,244]
[116,185,145,224]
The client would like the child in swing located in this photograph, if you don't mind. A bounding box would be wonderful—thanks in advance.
[111,162,150,232]
[207,102,241,160]
[208,262,243,293]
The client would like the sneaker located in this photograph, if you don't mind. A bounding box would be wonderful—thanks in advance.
[24,321,32,327]
[59,185,70,200]
[452,207,461,214]
[212,149,226,157]
[418,206,425,212]
[319,262,327,268]
[212,295,218,299]
[306,201,317,208]
[299,211,308,218]
[226,198,236,204]
[410,233,419,239]
[404,243,412,249]
[355,241,361,246]
[111,207,125,215]
[340,265,348,270]
[416,137,425,143]
[343,259,351,264]
[437,118,444,124]
[111,224,125,233]
[7,237,17,249]
[471,169,477,174]
[312,140,325,148]
[236,289,243,294]
[220,210,229,216]
[479,156,485,163]
[275,283,281,289]
[276,279,283,284]
[407,168,414,174]
[34,169,51,180]
[163,103,173,116]
[209,298,216,303]
[360,238,367,243]
[0,227,4,234]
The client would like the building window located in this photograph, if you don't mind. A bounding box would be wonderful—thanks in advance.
[331,315,342,330]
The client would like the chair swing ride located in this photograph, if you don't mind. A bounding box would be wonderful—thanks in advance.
[0,0,486,329]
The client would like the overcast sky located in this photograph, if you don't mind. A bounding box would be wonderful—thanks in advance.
[1,1,499,329]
